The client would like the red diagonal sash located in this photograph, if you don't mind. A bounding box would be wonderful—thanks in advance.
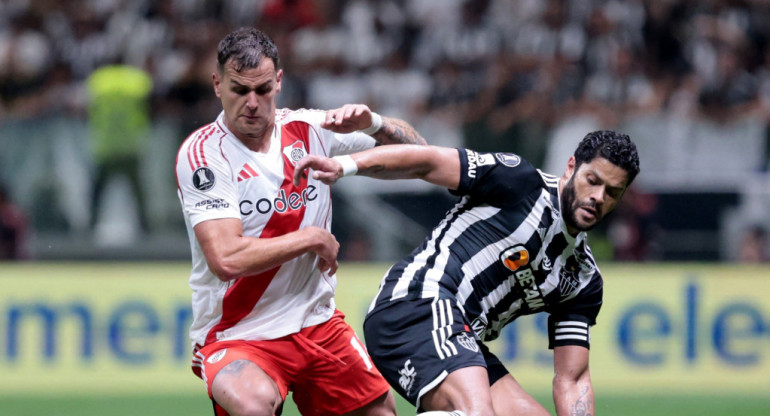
[204,122,311,345]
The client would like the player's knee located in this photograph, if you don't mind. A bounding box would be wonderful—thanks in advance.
[342,391,396,416]
[224,392,278,416]
[365,392,397,416]
[216,380,281,416]
[422,398,495,416]
[464,404,496,416]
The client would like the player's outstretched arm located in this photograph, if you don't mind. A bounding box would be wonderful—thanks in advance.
[194,218,339,281]
[293,145,461,189]
[322,104,427,145]
[552,345,594,416]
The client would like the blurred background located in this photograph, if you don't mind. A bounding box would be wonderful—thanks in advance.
[1,0,770,415]
[2,0,770,263]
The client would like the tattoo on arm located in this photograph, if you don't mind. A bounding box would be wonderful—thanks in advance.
[570,386,593,416]
[373,117,427,145]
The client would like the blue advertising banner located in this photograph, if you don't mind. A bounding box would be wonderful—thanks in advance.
[1,263,768,395]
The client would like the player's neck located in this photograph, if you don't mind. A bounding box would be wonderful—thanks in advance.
[240,136,271,153]
[234,125,274,153]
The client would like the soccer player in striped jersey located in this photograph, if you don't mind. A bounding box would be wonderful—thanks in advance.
[294,131,640,416]
[176,28,431,416]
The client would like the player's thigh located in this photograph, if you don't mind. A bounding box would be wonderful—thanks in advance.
[420,365,495,415]
[341,390,397,416]
[363,298,488,409]
[293,312,392,416]
[210,359,283,416]
[198,342,289,415]
[489,374,549,416]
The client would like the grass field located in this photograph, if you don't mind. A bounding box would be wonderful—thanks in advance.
[2,392,768,416]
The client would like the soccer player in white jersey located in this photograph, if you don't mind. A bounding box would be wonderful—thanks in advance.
[294,131,640,416]
[175,27,429,416]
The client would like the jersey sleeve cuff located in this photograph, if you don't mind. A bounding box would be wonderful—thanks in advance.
[548,318,591,349]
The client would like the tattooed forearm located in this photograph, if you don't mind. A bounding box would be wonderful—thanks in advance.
[569,386,593,416]
[373,117,427,145]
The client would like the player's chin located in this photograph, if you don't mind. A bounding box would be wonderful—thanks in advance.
[241,119,262,129]
[574,216,599,232]
[238,121,265,137]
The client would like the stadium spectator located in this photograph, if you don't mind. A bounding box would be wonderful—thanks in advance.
[3,0,770,135]
[294,130,640,416]
[175,27,433,416]
[3,0,770,261]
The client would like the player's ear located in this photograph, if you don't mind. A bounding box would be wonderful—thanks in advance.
[275,69,283,93]
[213,72,222,98]
[564,156,577,179]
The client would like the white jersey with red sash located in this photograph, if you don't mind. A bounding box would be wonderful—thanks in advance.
[175,109,376,368]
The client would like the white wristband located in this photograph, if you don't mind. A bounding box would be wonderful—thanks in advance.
[360,112,383,135]
[333,155,358,177]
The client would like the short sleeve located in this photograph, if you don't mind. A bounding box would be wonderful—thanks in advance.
[297,109,377,157]
[327,130,376,156]
[451,148,542,208]
[547,277,603,349]
[176,142,241,227]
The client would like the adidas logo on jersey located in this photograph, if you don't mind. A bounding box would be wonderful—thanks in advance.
[237,163,259,182]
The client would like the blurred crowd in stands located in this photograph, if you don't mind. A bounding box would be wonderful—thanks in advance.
[2,0,770,262]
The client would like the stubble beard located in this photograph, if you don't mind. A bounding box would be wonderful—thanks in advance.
[560,176,598,233]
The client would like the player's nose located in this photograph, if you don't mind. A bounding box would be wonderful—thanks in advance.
[590,187,606,205]
[245,92,258,109]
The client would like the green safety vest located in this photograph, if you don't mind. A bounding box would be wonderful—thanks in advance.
[86,65,153,160]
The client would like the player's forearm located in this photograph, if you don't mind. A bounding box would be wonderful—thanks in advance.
[205,228,326,281]
[553,376,594,416]
[352,145,458,188]
[354,145,433,178]
[372,117,427,145]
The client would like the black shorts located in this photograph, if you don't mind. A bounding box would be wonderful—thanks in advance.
[363,297,508,408]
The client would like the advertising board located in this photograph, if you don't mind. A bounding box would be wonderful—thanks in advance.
[1,263,768,395]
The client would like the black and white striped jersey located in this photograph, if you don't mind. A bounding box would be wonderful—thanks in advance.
[367,148,603,349]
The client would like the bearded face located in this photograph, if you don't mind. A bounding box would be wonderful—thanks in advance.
[561,174,599,232]
[560,157,630,235]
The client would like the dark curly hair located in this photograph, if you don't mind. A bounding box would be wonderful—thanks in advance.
[217,27,280,73]
[574,130,640,185]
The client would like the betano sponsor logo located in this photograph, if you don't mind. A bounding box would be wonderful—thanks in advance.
[500,245,545,310]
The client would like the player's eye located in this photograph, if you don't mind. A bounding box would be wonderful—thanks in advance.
[607,187,622,200]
